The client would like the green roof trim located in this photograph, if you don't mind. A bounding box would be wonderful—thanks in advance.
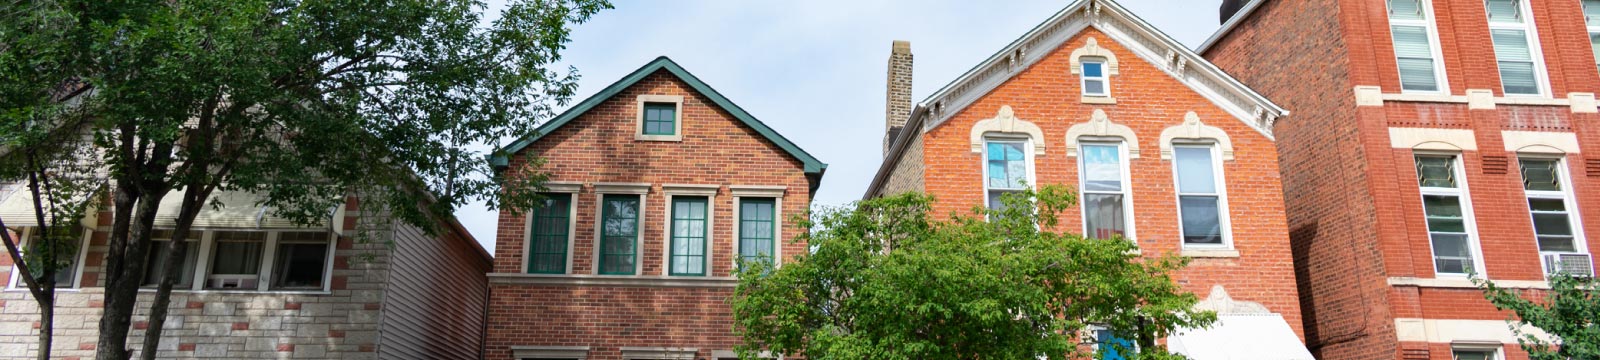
[491,56,827,175]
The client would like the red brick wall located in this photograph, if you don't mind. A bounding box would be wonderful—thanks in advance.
[486,70,814,360]
[1359,0,1600,96]
[912,27,1303,339]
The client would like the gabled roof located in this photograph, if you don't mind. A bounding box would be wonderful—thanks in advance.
[866,0,1288,199]
[490,56,827,175]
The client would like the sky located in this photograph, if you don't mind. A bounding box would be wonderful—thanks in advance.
[460,0,1230,252]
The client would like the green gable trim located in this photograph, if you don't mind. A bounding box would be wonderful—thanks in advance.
[490,56,827,175]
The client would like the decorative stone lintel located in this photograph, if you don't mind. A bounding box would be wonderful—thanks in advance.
[1065,109,1140,158]
[969,105,1047,155]
[1159,111,1235,161]
[1069,37,1120,76]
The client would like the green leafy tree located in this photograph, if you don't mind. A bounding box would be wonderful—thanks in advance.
[0,0,608,359]
[1475,273,1600,359]
[731,185,1215,360]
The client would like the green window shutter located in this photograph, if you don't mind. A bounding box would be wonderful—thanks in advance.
[527,194,571,274]
[642,102,677,136]
[599,194,640,275]
[738,198,777,268]
[668,196,709,276]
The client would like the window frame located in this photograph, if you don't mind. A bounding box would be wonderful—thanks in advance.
[665,194,713,277]
[593,185,648,276]
[731,186,786,271]
[1170,143,1233,249]
[141,230,201,289]
[1386,0,1451,94]
[1080,57,1110,98]
[1484,0,1551,97]
[5,226,92,290]
[1518,156,1588,257]
[1078,139,1136,242]
[1586,0,1600,77]
[1449,345,1504,360]
[524,189,579,275]
[1414,153,1486,277]
[635,95,685,142]
[982,136,1037,212]
[268,230,337,291]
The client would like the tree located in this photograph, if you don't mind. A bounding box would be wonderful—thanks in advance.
[0,0,609,358]
[730,186,1216,360]
[1475,273,1600,360]
[0,122,99,360]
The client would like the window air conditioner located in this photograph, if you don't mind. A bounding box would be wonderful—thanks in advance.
[207,274,258,289]
[1543,253,1594,278]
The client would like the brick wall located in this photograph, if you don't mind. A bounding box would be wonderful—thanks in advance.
[485,69,815,360]
[875,134,926,197]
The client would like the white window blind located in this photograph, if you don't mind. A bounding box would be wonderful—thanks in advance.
[1389,0,1444,92]
[1586,0,1600,76]
[1485,0,1543,95]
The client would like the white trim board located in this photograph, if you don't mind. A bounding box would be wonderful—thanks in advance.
[1394,318,1553,344]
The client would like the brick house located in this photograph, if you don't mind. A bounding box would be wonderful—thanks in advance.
[0,189,492,359]
[864,0,1313,358]
[483,56,826,360]
[1201,0,1600,359]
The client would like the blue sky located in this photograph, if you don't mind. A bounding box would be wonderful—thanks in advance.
[461,0,1229,251]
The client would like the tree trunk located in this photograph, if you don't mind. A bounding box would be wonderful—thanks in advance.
[95,189,165,360]
[36,292,54,360]
[138,215,198,360]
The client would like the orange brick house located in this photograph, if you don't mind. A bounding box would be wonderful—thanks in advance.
[1202,0,1600,358]
[483,57,825,360]
[864,0,1311,358]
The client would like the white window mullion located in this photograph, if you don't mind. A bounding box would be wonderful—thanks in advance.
[1485,0,1548,96]
[1080,141,1134,242]
[257,231,279,291]
[189,231,214,291]
[1173,144,1231,248]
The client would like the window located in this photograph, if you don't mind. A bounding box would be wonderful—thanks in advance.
[598,194,640,275]
[1451,348,1499,360]
[1081,57,1109,97]
[1586,0,1600,75]
[985,139,1031,210]
[641,102,676,136]
[271,231,330,290]
[1173,145,1228,246]
[527,194,572,274]
[142,230,198,288]
[1416,155,1480,275]
[1388,0,1446,92]
[1520,158,1583,253]
[1094,328,1136,360]
[206,231,265,289]
[1485,0,1545,96]
[738,198,777,266]
[668,196,708,276]
[1081,142,1131,240]
[7,227,85,288]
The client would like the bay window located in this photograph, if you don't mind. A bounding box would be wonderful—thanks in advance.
[1080,142,1132,240]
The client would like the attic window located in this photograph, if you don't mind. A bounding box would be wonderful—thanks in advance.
[635,95,684,141]
[1082,57,1109,97]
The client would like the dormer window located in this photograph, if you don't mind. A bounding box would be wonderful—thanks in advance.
[635,95,684,141]
[1082,57,1109,97]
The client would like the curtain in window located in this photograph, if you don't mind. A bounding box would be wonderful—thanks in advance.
[669,197,708,276]
[738,199,776,266]
[527,194,571,274]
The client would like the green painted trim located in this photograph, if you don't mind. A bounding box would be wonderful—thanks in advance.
[667,196,709,277]
[598,194,640,276]
[526,193,571,274]
[491,56,828,175]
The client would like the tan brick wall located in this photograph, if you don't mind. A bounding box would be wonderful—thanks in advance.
[876,134,925,197]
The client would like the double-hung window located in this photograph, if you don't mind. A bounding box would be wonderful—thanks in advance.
[1081,142,1131,240]
[527,193,573,274]
[7,227,86,289]
[598,194,640,275]
[984,139,1031,211]
[143,230,198,288]
[1520,158,1584,254]
[271,231,331,290]
[1388,0,1447,92]
[1081,58,1109,97]
[738,198,777,266]
[134,229,334,292]
[1173,145,1229,247]
[668,196,709,276]
[1416,155,1480,275]
[1485,0,1545,96]
[1586,0,1600,76]
[206,231,265,289]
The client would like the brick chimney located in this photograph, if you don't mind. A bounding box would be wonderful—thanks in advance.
[884,40,913,156]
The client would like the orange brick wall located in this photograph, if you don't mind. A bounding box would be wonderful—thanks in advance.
[911,27,1304,338]
[486,70,815,360]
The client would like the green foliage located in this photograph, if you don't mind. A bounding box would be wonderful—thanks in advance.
[731,185,1215,360]
[1476,274,1600,359]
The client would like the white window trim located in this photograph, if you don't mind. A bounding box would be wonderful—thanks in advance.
[635,95,685,142]
[1078,139,1137,243]
[1449,343,1505,360]
[522,182,581,275]
[1416,152,1487,278]
[593,183,649,276]
[1387,0,1451,95]
[1171,143,1234,250]
[194,229,338,292]
[1519,156,1588,257]
[1080,58,1110,98]
[6,226,92,290]
[730,186,785,271]
[981,136,1038,212]
[662,184,718,277]
[1486,0,1551,97]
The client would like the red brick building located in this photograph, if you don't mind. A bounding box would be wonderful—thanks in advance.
[484,57,825,360]
[1202,0,1600,358]
[865,0,1311,358]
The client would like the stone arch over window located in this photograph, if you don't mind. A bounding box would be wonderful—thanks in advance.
[1160,112,1235,161]
[1069,37,1120,76]
[1502,131,1580,155]
[970,105,1046,154]
[1388,128,1477,151]
[1065,109,1139,158]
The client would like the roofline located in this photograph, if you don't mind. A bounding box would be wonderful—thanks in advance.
[916,1,1083,108]
[862,104,927,199]
[1196,0,1267,54]
[490,56,828,176]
